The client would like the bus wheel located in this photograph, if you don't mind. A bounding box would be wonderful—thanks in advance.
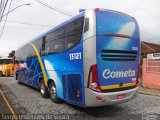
[49,82,59,103]
[16,74,21,84]
[40,80,49,98]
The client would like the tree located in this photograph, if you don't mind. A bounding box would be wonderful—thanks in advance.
[8,50,15,57]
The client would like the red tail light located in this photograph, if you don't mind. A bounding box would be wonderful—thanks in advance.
[95,8,100,11]
[88,64,101,92]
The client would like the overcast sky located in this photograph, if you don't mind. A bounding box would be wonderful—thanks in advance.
[0,0,160,56]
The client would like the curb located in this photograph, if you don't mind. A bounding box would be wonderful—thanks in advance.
[139,91,160,97]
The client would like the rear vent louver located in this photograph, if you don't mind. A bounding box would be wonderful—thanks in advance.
[101,50,137,61]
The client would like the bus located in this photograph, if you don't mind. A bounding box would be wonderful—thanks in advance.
[15,8,140,107]
[0,57,14,76]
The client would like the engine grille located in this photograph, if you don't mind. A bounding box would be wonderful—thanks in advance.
[101,50,137,61]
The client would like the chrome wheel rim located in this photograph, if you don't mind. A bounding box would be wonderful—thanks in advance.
[40,83,45,94]
[50,86,56,99]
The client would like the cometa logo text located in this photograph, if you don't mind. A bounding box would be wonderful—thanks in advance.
[102,69,135,79]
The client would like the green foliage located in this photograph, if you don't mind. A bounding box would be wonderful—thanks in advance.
[8,50,15,57]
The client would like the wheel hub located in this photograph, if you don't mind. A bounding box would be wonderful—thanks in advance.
[40,84,45,94]
[51,86,56,98]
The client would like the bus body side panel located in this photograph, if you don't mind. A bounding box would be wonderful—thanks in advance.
[15,13,86,106]
[83,10,97,106]
[42,41,85,106]
[15,45,43,89]
[25,57,43,88]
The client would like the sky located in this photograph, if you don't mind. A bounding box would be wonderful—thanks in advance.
[0,0,160,56]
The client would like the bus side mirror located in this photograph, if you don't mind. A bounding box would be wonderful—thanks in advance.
[84,18,89,32]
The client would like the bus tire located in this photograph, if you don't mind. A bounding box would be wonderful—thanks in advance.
[49,82,60,103]
[18,78,22,84]
[16,73,21,84]
[15,73,18,80]
[40,80,49,98]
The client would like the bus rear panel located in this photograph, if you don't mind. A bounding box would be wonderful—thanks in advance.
[0,58,14,76]
[84,9,140,107]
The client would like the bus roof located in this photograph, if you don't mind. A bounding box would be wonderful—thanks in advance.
[94,8,134,19]
[16,8,136,51]
[32,12,85,42]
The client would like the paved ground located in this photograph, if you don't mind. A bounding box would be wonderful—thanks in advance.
[0,85,11,114]
[0,77,160,120]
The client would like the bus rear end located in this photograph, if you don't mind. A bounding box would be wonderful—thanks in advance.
[84,9,140,107]
[0,58,14,76]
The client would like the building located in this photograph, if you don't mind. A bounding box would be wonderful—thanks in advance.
[141,41,160,58]
[141,41,160,89]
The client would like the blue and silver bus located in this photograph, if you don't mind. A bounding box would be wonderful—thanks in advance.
[15,8,140,107]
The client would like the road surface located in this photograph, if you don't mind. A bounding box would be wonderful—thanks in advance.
[0,77,160,120]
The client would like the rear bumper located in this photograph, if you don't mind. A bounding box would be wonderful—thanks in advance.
[85,86,139,107]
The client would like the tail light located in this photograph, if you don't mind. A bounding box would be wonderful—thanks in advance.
[88,64,101,92]
[95,8,100,11]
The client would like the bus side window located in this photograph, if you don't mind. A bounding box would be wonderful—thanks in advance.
[42,36,46,51]
[53,38,65,53]
[65,17,84,50]
[45,34,51,54]
[67,43,74,49]
[45,28,65,54]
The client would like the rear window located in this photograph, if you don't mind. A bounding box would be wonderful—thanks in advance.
[96,11,138,39]
[0,59,12,64]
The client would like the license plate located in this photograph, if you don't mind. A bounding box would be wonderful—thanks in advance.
[117,94,125,100]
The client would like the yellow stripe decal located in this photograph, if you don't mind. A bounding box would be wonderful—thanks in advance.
[100,83,136,90]
[30,43,48,87]
[0,89,18,120]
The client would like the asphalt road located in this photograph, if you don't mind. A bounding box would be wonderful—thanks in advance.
[0,77,160,120]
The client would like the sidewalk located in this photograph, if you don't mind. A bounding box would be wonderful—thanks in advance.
[139,86,160,97]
